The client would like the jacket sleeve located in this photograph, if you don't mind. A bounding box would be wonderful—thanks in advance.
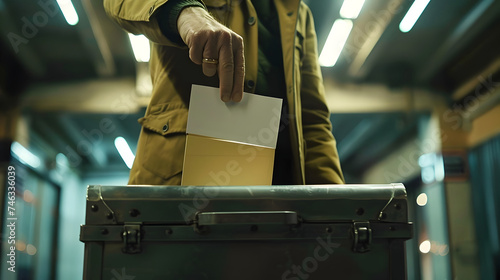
[103,0,204,47]
[300,6,345,184]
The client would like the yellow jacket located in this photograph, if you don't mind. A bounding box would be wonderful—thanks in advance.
[104,0,344,185]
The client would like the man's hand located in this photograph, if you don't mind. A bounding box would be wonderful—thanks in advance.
[177,7,244,102]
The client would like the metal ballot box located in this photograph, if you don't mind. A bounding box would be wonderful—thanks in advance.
[80,184,412,280]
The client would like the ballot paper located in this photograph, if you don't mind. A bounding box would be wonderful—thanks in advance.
[181,85,283,186]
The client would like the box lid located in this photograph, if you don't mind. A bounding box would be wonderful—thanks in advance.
[84,184,409,225]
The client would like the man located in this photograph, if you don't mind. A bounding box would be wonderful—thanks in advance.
[104,0,344,185]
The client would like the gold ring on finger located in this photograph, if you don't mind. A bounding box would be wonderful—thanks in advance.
[202,58,218,64]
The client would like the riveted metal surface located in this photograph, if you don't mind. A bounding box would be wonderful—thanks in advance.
[81,184,412,280]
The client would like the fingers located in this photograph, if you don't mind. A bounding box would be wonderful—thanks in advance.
[231,36,244,102]
[187,31,203,65]
[178,8,245,102]
[199,31,244,103]
[201,35,218,77]
[217,32,234,102]
[216,32,244,102]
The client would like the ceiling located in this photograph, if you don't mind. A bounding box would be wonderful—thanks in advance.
[1,0,500,182]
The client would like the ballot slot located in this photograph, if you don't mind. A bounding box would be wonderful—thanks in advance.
[196,211,299,226]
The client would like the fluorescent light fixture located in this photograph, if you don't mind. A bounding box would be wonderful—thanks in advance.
[114,137,135,169]
[128,34,150,62]
[56,0,79,26]
[418,152,434,167]
[11,142,41,169]
[419,153,445,183]
[319,19,353,67]
[340,0,365,19]
[399,0,431,33]
[434,154,445,181]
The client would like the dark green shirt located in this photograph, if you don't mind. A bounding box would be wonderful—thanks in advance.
[252,0,292,185]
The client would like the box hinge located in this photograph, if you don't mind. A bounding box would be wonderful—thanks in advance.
[122,223,142,254]
[352,221,372,253]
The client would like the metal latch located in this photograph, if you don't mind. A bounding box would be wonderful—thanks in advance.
[352,221,371,253]
[122,223,142,254]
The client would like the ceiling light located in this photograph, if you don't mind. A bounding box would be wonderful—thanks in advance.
[114,137,135,169]
[56,0,79,26]
[128,34,150,62]
[11,142,41,169]
[340,0,366,19]
[399,0,431,33]
[319,19,353,67]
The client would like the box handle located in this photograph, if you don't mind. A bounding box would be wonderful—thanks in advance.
[196,211,298,226]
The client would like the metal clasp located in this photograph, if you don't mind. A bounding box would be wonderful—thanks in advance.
[122,223,142,254]
[352,221,372,253]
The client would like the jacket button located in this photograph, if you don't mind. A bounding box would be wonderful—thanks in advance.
[248,16,256,26]
[246,80,255,89]
[162,123,169,133]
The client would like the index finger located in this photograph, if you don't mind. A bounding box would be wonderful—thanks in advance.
[217,33,234,102]
[231,35,244,102]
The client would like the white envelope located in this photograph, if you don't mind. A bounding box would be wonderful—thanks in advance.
[182,85,282,186]
[186,85,283,149]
